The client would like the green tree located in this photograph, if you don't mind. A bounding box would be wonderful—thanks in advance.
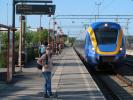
[1,32,8,49]
[32,31,39,44]
[25,31,34,47]
[15,32,19,48]
[69,37,76,44]
[38,29,48,43]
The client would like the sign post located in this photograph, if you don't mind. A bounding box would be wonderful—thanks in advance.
[7,30,13,82]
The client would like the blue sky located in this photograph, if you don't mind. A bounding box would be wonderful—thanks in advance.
[0,0,133,36]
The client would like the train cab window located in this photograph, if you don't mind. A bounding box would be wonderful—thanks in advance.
[94,28,118,44]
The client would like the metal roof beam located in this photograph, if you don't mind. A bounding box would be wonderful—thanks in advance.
[0,24,12,29]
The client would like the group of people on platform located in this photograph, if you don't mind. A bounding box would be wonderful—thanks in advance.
[37,42,62,98]
[38,42,62,57]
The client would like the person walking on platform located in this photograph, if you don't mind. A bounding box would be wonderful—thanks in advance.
[39,44,46,57]
[37,46,53,98]
[58,43,62,54]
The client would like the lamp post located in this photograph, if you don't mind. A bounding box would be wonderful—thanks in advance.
[57,26,61,44]
[48,17,57,54]
[48,17,53,44]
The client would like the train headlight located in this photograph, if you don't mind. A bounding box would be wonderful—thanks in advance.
[92,47,95,51]
[104,23,108,27]
[120,48,123,51]
[91,47,95,54]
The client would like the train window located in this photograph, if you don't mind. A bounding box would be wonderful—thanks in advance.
[94,28,118,44]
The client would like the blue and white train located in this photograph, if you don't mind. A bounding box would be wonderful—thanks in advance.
[74,22,126,69]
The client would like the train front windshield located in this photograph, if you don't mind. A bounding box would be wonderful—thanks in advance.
[94,27,118,44]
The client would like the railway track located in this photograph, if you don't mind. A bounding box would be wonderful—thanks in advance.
[92,67,133,100]
[99,74,133,100]
[116,55,133,88]
[125,59,133,67]
[97,58,133,100]
[115,65,133,89]
[97,59,133,100]
[126,55,133,66]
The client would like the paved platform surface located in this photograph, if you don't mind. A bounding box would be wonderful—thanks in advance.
[0,47,106,100]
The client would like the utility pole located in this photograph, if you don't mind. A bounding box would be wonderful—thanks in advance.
[126,18,130,36]
[95,2,102,18]
[125,18,130,48]
[115,16,119,23]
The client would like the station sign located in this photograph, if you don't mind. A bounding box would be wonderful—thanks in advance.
[16,4,56,15]
[15,0,53,4]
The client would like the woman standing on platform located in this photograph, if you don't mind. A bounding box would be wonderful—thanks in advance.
[37,46,53,98]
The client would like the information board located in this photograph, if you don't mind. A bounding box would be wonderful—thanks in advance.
[16,4,55,15]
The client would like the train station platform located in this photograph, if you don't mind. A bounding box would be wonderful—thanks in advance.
[0,47,106,100]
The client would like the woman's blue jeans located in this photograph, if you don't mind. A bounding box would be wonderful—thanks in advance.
[42,71,52,96]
